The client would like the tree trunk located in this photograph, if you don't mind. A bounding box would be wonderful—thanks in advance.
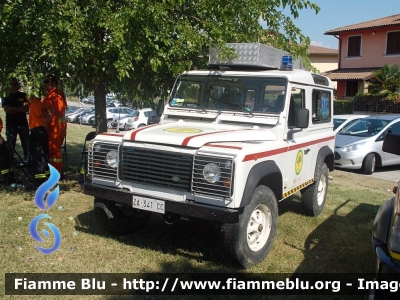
[94,81,107,134]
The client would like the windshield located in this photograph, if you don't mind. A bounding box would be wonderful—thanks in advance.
[339,118,391,137]
[169,76,287,113]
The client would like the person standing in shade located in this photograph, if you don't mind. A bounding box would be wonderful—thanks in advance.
[25,93,50,190]
[42,74,67,177]
[1,78,30,162]
[0,117,17,186]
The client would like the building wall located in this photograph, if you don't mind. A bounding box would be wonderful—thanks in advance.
[339,26,400,68]
[310,55,338,73]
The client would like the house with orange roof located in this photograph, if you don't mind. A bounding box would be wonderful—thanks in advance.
[308,45,338,74]
[324,14,400,99]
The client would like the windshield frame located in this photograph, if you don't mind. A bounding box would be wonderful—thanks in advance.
[168,75,288,115]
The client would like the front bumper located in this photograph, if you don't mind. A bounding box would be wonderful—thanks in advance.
[84,182,242,223]
[373,237,400,275]
[334,149,366,169]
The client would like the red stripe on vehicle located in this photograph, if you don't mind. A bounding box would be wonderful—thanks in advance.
[204,143,243,150]
[130,124,159,141]
[182,129,253,147]
[243,136,334,162]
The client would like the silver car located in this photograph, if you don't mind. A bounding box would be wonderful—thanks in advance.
[335,115,400,174]
[66,108,88,122]
[333,114,369,133]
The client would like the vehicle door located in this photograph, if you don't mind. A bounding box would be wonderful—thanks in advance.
[285,85,311,191]
[381,120,400,166]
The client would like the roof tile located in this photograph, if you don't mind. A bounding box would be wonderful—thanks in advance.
[325,14,400,35]
[323,68,382,80]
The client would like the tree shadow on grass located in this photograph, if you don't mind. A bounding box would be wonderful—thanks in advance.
[74,210,233,270]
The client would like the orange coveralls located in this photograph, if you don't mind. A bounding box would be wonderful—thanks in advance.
[43,88,67,173]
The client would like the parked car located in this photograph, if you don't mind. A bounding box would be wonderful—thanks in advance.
[66,106,80,115]
[335,115,400,174]
[74,107,95,123]
[66,108,88,122]
[333,114,369,133]
[147,111,160,125]
[110,108,152,130]
[88,107,134,128]
[371,133,400,298]
[80,111,96,125]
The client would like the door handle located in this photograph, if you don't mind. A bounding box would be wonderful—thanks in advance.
[304,148,311,154]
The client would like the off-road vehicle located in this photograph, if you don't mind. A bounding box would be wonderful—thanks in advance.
[84,43,335,268]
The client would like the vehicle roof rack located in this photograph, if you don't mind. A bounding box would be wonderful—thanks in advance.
[208,43,305,71]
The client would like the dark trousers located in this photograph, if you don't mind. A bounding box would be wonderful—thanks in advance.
[0,142,16,184]
[6,124,30,161]
[29,126,49,184]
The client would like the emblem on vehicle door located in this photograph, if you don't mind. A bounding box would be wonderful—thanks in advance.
[295,150,303,175]
[171,176,180,183]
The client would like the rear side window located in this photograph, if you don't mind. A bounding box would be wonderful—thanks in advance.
[312,90,331,124]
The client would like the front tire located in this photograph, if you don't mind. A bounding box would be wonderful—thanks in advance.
[220,185,278,268]
[362,153,376,175]
[94,198,151,234]
[301,163,328,216]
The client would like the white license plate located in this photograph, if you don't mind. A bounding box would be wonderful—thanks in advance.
[132,196,165,214]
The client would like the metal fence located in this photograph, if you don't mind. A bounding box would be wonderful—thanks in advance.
[353,96,400,113]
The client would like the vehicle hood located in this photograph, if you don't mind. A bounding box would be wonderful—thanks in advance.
[335,134,372,147]
[123,122,277,148]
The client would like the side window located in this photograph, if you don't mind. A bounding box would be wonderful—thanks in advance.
[312,90,331,124]
[387,121,400,135]
[289,88,305,127]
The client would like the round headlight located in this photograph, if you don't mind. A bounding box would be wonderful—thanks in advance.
[203,163,221,183]
[106,150,118,169]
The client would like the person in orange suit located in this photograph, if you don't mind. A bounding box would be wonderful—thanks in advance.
[25,94,50,189]
[42,74,67,177]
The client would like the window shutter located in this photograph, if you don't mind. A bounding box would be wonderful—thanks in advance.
[387,32,400,54]
[348,36,361,57]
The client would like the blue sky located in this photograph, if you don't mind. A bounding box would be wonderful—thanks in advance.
[264,0,400,49]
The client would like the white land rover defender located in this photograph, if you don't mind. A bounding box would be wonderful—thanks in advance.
[84,43,335,268]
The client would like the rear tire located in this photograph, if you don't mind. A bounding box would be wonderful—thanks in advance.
[123,123,129,131]
[138,124,146,128]
[301,163,328,216]
[362,153,376,175]
[94,198,151,234]
[220,185,278,268]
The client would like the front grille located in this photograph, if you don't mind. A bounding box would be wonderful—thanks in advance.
[121,147,193,191]
[192,154,234,199]
[334,151,341,160]
[88,142,119,179]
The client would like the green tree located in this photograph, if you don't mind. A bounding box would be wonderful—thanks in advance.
[0,0,319,133]
[368,64,400,102]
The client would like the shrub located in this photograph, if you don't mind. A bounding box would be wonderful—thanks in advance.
[334,99,353,115]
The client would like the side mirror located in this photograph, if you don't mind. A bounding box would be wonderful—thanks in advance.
[295,108,309,129]
[156,99,165,117]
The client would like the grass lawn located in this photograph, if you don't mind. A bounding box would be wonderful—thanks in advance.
[0,108,395,299]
